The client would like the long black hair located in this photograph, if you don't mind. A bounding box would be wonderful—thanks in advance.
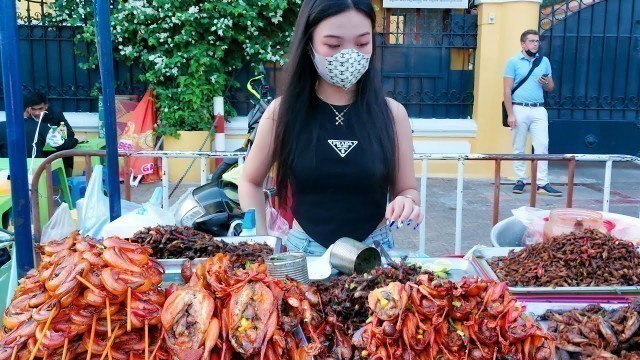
[273,0,397,208]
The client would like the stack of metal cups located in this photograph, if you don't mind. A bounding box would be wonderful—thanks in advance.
[265,252,309,284]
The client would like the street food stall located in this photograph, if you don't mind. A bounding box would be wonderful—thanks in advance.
[3,0,640,359]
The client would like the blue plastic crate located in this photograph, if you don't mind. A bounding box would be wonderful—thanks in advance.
[67,176,87,207]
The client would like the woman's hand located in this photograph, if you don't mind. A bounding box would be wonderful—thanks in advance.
[385,195,423,230]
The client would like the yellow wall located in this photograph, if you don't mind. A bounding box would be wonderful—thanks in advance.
[17,0,53,19]
[468,1,541,179]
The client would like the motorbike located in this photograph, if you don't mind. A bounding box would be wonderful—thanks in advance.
[173,71,273,237]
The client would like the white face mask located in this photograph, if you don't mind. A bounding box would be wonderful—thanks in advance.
[311,47,371,90]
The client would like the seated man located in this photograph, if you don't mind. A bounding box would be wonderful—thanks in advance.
[0,105,48,158]
[23,91,81,175]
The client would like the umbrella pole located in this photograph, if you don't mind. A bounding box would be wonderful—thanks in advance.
[0,0,35,277]
[94,0,122,221]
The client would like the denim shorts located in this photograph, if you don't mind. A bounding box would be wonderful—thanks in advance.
[284,225,394,256]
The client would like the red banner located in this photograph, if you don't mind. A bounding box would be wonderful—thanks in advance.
[118,90,160,182]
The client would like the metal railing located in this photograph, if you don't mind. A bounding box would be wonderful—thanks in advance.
[30,150,640,255]
[30,149,247,240]
[414,153,640,255]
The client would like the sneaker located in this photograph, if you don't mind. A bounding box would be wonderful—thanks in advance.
[512,180,525,194]
[537,183,563,197]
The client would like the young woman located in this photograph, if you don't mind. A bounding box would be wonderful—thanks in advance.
[238,0,423,256]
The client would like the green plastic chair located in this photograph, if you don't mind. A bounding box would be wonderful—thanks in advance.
[0,241,17,317]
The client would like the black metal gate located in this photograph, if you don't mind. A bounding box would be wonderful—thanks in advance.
[377,8,477,119]
[540,0,640,155]
[0,0,145,113]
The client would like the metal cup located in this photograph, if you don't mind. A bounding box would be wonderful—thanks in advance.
[266,252,309,283]
[330,237,381,275]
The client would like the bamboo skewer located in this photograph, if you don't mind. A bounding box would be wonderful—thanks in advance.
[106,298,113,360]
[76,275,101,293]
[10,345,17,360]
[149,326,164,360]
[106,298,112,333]
[99,324,120,360]
[29,307,57,360]
[86,315,98,360]
[127,287,132,332]
[145,320,149,360]
[61,338,68,360]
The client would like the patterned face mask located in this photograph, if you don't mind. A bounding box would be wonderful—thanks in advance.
[311,47,371,90]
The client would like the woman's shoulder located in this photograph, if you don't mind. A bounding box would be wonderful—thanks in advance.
[262,97,282,121]
[384,97,409,122]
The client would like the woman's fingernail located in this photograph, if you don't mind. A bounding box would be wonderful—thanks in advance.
[386,219,390,225]
[397,221,404,229]
[389,221,395,228]
[406,220,412,226]
[413,224,420,230]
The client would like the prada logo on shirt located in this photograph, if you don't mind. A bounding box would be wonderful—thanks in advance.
[328,140,358,158]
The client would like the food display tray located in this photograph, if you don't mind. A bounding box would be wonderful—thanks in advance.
[220,235,282,253]
[517,299,628,332]
[403,257,481,282]
[159,235,281,284]
[471,247,640,295]
[306,256,481,282]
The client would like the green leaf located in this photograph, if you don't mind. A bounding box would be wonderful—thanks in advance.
[448,318,456,329]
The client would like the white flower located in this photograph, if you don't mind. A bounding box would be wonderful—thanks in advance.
[270,9,283,24]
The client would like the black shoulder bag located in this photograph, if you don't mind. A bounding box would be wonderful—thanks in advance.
[502,56,543,127]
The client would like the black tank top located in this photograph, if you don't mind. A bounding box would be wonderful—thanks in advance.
[290,96,389,248]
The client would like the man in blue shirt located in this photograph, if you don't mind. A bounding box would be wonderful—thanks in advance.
[504,29,562,197]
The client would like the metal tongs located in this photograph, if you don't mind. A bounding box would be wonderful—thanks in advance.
[373,240,394,264]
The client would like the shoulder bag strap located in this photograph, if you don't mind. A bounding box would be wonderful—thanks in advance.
[511,56,543,95]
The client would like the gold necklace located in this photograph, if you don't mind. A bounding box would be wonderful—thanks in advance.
[317,94,352,125]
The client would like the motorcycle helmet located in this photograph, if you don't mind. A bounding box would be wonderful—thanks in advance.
[173,180,244,236]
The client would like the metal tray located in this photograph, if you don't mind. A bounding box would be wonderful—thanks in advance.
[159,235,281,284]
[403,257,481,282]
[219,235,282,253]
[472,247,640,295]
[515,300,631,359]
[519,300,628,334]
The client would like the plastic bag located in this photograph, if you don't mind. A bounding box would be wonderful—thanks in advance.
[604,213,640,246]
[45,127,64,148]
[100,188,175,238]
[266,193,289,241]
[221,164,243,186]
[79,165,110,237]
[512,206,549,245]
[78,165,141,237]
[41,203,76,244]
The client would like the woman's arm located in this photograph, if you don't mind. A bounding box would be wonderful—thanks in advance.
[238,99,280,235]
[385,98,422,228]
